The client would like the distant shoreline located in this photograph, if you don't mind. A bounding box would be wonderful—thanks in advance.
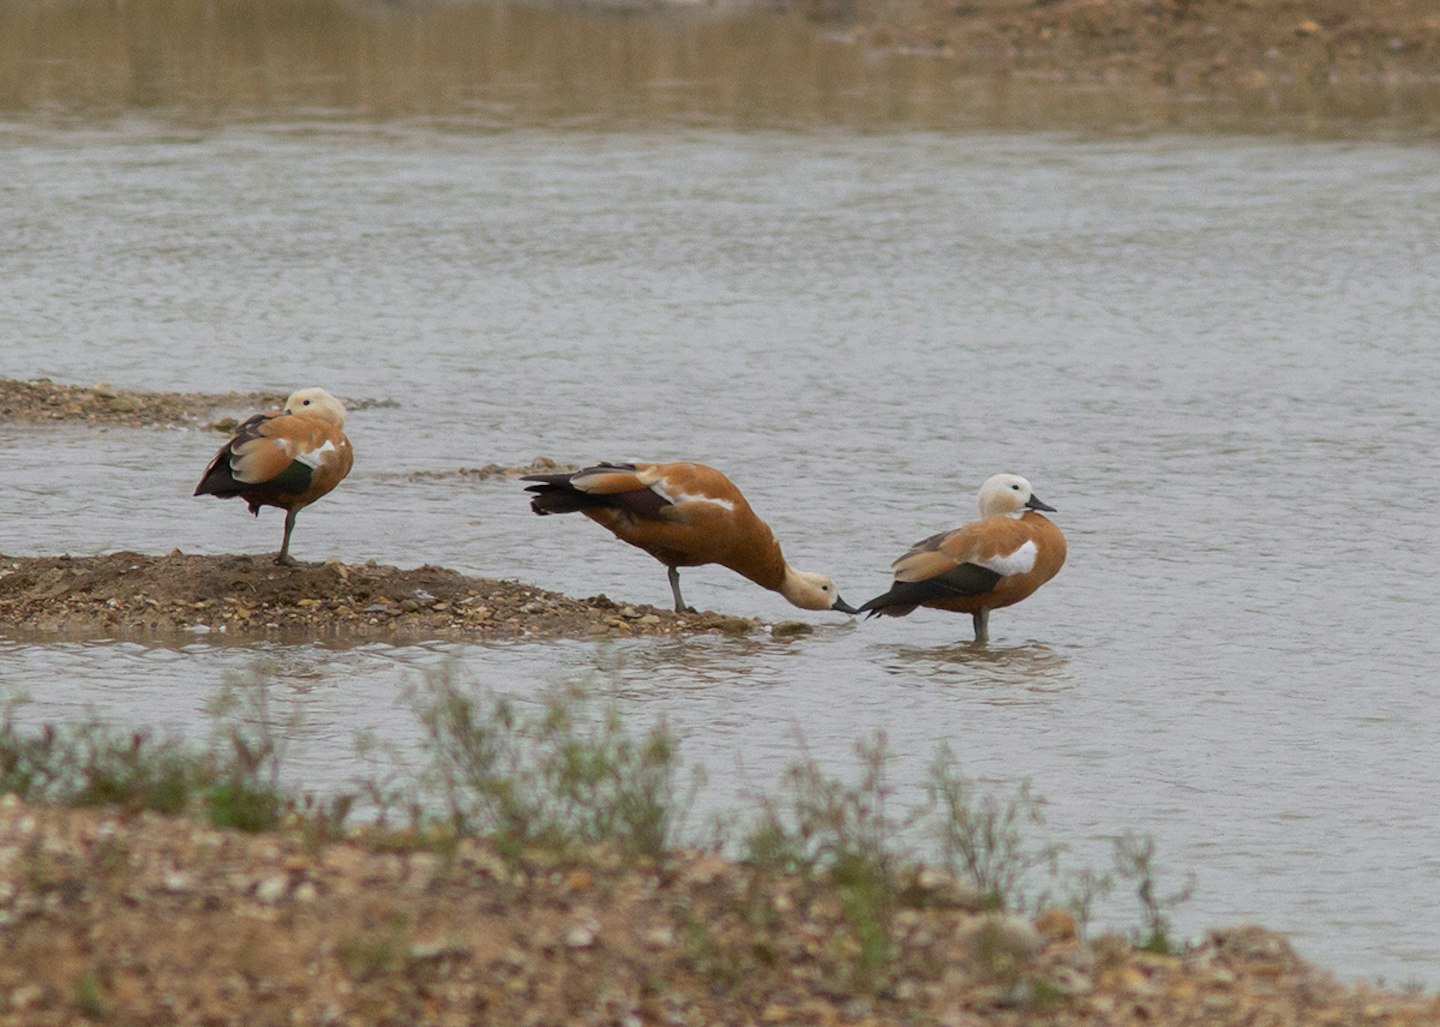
[820,0,1440,100]
[3,0,1438,138]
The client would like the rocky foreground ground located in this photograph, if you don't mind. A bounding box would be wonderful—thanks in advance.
[0,796,1435,1027]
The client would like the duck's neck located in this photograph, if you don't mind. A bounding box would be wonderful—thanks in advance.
[775,563,807,603]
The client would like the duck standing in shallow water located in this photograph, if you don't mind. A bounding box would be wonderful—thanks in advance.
[194,388,354,565]
[523,461,857,616]
[857,473,1065,643]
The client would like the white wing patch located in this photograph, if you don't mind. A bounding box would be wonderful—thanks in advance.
[295,439,337,469]
[977,540,1037,577]
[653,482,736,512]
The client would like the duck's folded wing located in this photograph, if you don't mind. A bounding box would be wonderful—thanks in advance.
[567,464,651,495]
[888,523,1011,597]
[195,413,286,495]
[858,529,1003,615]
[236,416,346,486]
[862,563,1004,611]
[524,463,670,519]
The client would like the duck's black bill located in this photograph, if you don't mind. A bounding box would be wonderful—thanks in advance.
[832,596,861,615]
[1025,494,1057,512]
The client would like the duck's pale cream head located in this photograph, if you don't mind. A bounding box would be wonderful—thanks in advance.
[283,388,347,427]
[779,568,860,614]
[977,473,1056,520]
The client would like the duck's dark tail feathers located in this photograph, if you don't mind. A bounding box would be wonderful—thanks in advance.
[521,472,593,515]
[855,587,922,619]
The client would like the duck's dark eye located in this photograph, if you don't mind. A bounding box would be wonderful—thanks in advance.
[303,399,312,405]
[1011,483,1020,490]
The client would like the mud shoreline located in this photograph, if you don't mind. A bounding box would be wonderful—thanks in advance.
[0,376,277,430]
[839,0,1440,98]
[4,0,1440,139]
[0,376,406,432]
[0,551,761,643]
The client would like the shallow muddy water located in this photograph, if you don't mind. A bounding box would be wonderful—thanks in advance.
[3,1,1440,988]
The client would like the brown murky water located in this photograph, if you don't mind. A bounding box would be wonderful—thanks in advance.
[3,0,1440,986]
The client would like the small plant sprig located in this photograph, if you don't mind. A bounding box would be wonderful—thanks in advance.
[925,742,1063,912]
[1111,830,1195,954]
[203,661,299,832]
[401,663,697,864]
[0,667,346,834]
[740,731,924,990]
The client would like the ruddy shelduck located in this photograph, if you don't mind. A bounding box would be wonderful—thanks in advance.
[523,461,858,615]
[857,473,1066,643]
[194,387,354,565]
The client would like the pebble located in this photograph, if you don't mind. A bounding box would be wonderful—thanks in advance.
[253,875,289,904]
[957,913,1046,964]
[9,985,43,1010]
[564,922,599,949]
[1035,906,1077,941]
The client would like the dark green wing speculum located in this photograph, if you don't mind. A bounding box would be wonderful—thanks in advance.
[268,459,314,494]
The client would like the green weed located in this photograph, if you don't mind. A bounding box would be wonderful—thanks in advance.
[337,916,412,981]
[2,688,194,814]
[1111,830,1194,954]
[402,666,695,864]
[74,970,106,1019]
[70,728,192,815]
[925,743,1061,912]
[202,663,297,832]
[740,731,913,990]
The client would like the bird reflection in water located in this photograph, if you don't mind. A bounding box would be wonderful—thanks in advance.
[877,641,1072,698]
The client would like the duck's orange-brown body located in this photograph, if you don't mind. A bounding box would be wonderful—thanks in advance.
[859,473,1065,642]
[886,512,1066,616]
[194,388,353,565]
[523,461,854,614]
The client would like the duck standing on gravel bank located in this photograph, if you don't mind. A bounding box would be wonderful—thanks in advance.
[523,460,857,616]
[194,387,354,566]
